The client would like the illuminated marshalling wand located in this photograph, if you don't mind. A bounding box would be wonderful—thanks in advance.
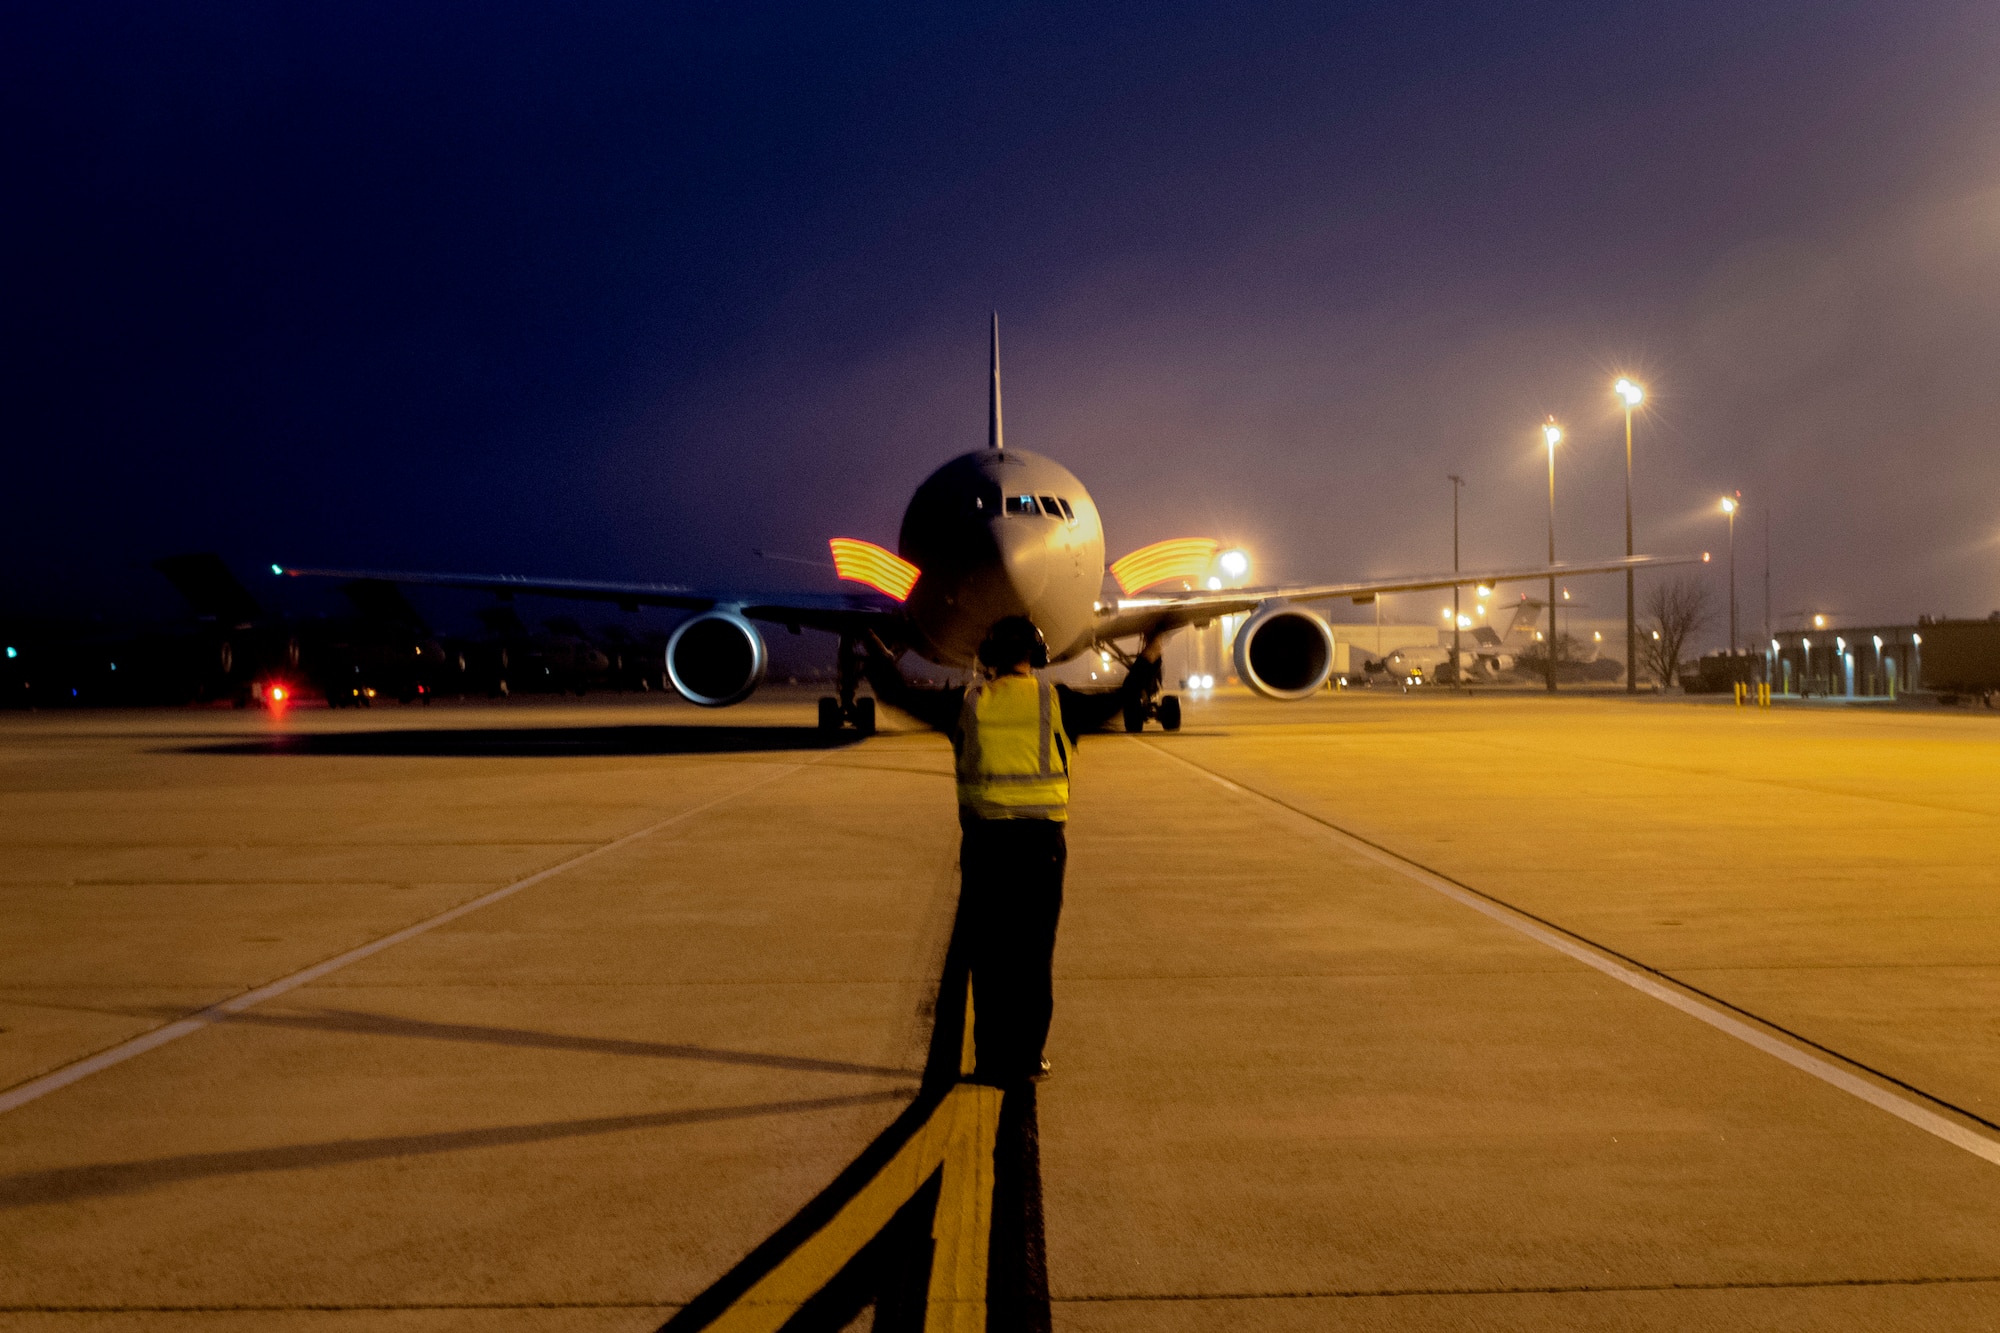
[1109,539,1222,596]
[828,539,920,602]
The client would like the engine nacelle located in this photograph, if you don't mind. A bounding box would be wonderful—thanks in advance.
[666,610,767,707]
[1232,601,1336,700]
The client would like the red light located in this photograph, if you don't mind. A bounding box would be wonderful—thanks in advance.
[269,686,287,702]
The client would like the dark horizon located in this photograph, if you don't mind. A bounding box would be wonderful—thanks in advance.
[7,2,1999,640]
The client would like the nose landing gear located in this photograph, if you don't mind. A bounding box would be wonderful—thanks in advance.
[1123,692,1182,733]
[818,695,876,734]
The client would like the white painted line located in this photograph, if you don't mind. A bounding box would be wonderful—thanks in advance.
[0,758,819,1117]
[1138,740,2000,1169]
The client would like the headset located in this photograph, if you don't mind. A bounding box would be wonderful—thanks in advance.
[977,616,1049,671]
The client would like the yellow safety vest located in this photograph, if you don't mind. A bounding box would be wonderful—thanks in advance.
[956,674,1071,821]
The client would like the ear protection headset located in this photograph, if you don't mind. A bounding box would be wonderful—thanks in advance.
[977,616,1049,670]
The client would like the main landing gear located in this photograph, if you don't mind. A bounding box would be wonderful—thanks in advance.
[819,633,877,735]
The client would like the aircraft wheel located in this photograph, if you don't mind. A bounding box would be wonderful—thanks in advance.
[818,696,842,731]
[853,698,876,735]
[1122,701,1146,733]
[1157,694,1182,732]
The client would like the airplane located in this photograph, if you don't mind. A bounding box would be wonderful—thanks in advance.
[278,317,1692,732]
[1367,592,1611,685]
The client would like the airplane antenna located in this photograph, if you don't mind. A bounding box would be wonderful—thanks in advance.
[988,311,1004,452]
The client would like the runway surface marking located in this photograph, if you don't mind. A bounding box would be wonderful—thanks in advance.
[1139,739,2000,1170]
[0,758,819,1118]
[664,943,1049,1330]
[1050,1273,2000,1303]
[686,1083,1001,1333]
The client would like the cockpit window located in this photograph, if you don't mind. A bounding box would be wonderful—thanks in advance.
[1038,495,1062,518]
[1055,498,1076,523]
[1004,495,1038,515]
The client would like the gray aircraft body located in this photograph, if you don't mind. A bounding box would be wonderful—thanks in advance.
[283,318,1689,730]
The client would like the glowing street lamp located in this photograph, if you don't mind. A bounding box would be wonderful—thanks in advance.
[1614,378,1644,690]
[1543,419,1561,694]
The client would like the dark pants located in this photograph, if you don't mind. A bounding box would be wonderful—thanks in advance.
[958,815,1067,1082]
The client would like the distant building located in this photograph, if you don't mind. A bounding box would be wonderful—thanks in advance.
[1769,624,1920,698]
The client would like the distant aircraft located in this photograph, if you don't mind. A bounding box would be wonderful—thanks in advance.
[1367,593,1625,686]
[1368,595,1542,683]
[152,552,462,707]
[280,318,1687,731]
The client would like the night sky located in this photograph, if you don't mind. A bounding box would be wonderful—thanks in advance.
[7,2,2000,639]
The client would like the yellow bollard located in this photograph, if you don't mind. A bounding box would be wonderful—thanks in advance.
[1734,681,1744,707]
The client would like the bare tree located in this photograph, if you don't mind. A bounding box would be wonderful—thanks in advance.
[1639,575,1713,688]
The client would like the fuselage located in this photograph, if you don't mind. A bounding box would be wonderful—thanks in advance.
[896,450,1105,668]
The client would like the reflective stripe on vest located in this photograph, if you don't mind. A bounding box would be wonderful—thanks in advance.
[956,675,1070,821]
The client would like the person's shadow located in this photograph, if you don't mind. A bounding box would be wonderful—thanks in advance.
[182,725,864,757]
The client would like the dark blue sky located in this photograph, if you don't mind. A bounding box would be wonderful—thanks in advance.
[7,1,1999,635]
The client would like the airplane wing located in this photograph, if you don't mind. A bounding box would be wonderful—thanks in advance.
[1091,553,1702,643]
[273,565,903,636]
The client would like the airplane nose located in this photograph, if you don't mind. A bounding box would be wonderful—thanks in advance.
[994,521,1049,602]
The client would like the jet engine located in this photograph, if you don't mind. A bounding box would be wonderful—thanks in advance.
[666,610,767,707]
[1232,601,1335,700]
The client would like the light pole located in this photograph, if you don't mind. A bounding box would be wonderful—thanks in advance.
[1764,504,1773,681]
[1720,494,1739,655]
[1763,504,1772,641]
[1543,419,1561,694]
[1614,378,1643,690]
[1449,474,1464,686]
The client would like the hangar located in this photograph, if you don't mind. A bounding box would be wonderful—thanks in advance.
[1769,616,2000,701]
[1769,623,1920,699]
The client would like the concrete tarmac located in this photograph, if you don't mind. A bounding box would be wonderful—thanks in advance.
[4,689,2000,1329]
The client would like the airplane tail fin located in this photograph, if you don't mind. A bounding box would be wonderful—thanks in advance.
[340,578,429,633]
[476,605,528,638]
[988,311,1003,452]
[153,553,263,624]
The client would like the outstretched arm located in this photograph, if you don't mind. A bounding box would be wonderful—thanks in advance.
[860,635,964,736]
